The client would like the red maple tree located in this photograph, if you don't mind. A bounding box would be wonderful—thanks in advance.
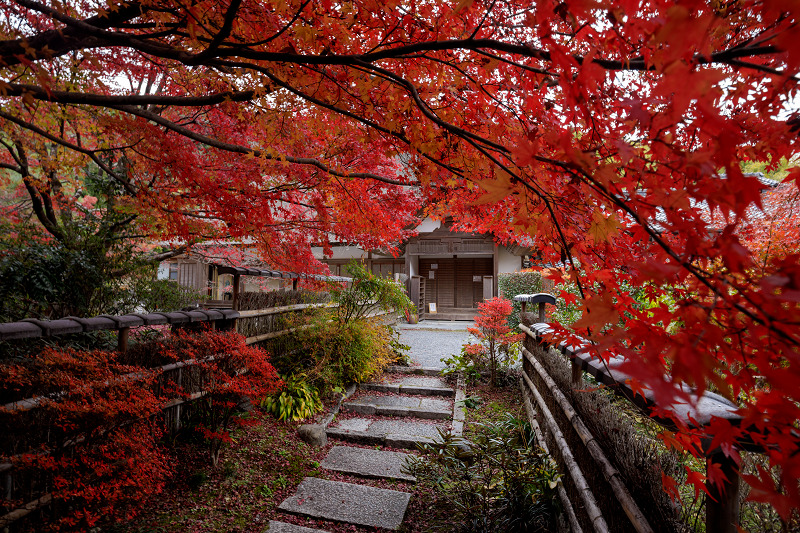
[2,0,800,514]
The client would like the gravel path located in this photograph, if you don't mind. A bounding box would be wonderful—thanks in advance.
[394,321,474,369]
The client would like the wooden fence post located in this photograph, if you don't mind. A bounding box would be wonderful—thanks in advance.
[706,452,740,533]
[117,327,129,353]
[232,273,240,311]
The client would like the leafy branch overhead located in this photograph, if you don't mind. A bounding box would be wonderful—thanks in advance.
[2,0,800,512]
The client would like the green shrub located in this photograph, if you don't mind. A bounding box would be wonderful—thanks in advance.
[270,261,412,396]
[407,413,561,533]
[498,271,582,328]
[262,373,323,421]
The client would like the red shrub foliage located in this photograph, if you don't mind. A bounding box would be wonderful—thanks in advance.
[0,348,169,531]
[468,297,524,387]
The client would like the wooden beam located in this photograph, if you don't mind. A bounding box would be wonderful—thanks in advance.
[706,452,741,533]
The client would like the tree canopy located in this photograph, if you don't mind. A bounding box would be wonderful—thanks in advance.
[2,0,800,513]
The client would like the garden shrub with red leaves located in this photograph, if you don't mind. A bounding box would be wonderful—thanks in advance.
[151,328,282,466]
[467,297,524,387]
[0,347,170,532]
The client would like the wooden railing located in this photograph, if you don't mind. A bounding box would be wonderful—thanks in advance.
[515,293,754,533]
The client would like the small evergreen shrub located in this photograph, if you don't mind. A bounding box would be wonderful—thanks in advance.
[407,413,561,533]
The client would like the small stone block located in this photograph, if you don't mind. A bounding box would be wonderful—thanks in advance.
[320,446,416,482]
[298,424,327,447]
[361,383,401,393]
[385,434,438,449]
[325,428,382,445]
[343,403,376,415]
[408,408,451,420]
[334,418,372,432]
[267,520,330,533]
[278,477,410,530]
[379,406,410,417]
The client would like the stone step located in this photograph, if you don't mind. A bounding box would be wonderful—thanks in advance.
[267,521,330,533]
[320,445,416,482]
[278,477,411,530]
[326,417,448,449]
[361,375,455,397]
[385,365,442,376]
[342,393,451,420]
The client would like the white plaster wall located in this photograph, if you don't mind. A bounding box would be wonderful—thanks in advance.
[498,247,522,274]
[415,217,442,233]
[311,245,368,260]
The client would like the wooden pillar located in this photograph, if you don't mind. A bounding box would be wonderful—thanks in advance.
[571,360,582,386]
[706,452,740,533]
[292,278,298,291]
[538,301,546,322]
[232,273,240,311]
[520,301,527,313]
[117,327,129,353]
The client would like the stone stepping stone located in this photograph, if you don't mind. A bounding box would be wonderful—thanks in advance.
[320,445,416,482]
[326,417,448,448]
[278,477,410,530]
[267,521,330,533]
[386,365,442,376]
[343,393,451,420]
[361,375,454,397]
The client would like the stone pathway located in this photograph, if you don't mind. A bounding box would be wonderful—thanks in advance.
[276,325,469,531]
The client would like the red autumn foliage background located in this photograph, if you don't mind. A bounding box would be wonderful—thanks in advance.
[1,0,800,516]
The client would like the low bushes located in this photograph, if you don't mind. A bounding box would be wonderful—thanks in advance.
[1,328,281,531]
[264,262,412,417]
[408,414,561,533]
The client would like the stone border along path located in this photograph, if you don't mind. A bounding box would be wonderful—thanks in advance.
[279,338,469,531]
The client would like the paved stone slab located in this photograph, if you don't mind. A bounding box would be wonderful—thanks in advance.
[362,375,455,397]
[278,477,410,530]
[370,419,446,440]
[320,446,416,482]
[386,365,442,376]
[353,394,424,409]
[267,520,330,533]
[383,375,451,388]
[327,417,448,448]
[334,418,371,432]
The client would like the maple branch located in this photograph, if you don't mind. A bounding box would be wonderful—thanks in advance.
[550,161,800,348]
[187,0,242,64]
[0,110,138,196]
[6,1,790,78]
[0,0,143,66]
[108,104,414,186]
[3,84,257,106]
[354,59,510,154]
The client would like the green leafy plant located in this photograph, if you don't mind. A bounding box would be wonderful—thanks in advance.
[262,373,323,421]
[407,414,561,533]
[442,345,485,385]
